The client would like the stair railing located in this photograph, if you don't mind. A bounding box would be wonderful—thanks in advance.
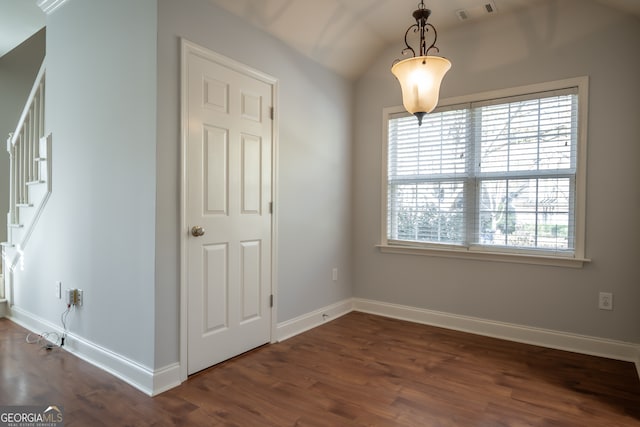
[7,62,46,234]
[2,60,46,301]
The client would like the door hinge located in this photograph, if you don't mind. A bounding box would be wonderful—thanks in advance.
[269,202,273,214]
[269,294,274,308]
[269,107,274,120]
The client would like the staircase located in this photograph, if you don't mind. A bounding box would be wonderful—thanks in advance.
[1,60,50,309]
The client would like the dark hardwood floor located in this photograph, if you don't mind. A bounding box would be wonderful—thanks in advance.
[1,312,639,426]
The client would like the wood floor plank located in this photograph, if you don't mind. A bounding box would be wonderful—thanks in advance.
[2,312,639,426]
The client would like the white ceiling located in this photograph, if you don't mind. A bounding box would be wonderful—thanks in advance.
[207,0,545,78]
[2,0,639,77]
[207,0,640,78]
[0,0,45,58]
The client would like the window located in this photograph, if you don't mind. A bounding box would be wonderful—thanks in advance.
[382,78,589,267]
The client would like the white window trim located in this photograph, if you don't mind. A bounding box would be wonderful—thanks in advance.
[380,77,591,268]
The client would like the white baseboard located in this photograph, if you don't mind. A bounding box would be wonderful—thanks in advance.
[151,363,182,396]
[7,297,638,397]
[7,305,179,396]
[276,298,353,342]
[353,298,640,365]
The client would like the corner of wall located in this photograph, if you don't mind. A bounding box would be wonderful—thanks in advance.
[276,298,353,342]
[151,363,182,396]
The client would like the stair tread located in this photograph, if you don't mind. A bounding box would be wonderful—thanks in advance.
[1,242,16,247]
[8,224,23,228]
[16,203,34,208]
[26,180,45,185]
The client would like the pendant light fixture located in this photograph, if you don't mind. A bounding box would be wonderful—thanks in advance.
[391,0,451,126]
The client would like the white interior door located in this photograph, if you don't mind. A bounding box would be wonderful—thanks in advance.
[185,45,274,375]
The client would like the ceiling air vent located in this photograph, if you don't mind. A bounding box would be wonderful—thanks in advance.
[456,1,497,21]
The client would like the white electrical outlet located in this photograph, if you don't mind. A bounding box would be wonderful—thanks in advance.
[332,268,338,282]
[598,292,613,310]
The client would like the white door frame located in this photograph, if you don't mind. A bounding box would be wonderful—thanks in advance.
[179,39,279,381]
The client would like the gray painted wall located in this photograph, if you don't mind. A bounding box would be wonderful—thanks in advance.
[9,0,637,383]
[155,0,354,367]
[12,0,158,367]
[10,0,353,374]
[353,0,640,344]
[0,29,45,245]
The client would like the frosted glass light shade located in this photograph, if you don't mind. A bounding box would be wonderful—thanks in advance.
[391,55,451,117]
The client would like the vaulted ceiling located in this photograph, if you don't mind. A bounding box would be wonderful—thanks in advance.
[207,0,543,78]
[2,0,639,78]
[206,0,640,78]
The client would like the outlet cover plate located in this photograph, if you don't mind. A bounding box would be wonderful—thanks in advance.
[598,292,613,310]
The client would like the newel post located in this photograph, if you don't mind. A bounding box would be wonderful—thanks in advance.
[6,134,15,228]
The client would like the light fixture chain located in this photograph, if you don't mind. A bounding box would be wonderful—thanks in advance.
[398,1,440,59]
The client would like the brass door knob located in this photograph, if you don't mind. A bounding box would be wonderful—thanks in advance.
[191,226,205,237]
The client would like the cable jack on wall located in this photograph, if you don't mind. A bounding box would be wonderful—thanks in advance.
[66,288,83,307]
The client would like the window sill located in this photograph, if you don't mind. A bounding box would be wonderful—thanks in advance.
[377,244,591,268]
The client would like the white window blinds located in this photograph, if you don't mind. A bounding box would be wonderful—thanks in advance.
[387,87,579,255]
